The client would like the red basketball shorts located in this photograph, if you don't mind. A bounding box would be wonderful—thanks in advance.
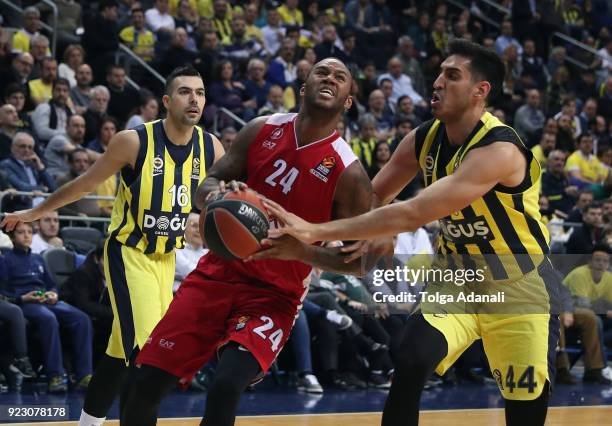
[136,268,300,384]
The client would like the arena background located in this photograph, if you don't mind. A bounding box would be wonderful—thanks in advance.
[0,0,611,424]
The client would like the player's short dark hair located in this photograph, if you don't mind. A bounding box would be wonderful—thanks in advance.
[165,65,202,95]
[447,39,505,103]
[592,243,611,255]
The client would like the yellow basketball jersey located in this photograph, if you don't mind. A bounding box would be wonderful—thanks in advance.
[415,112,550,280]
[107,120,214,254]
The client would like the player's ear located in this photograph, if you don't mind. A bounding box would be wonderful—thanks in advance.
[344,95,353,111]
[162,94,171,109]
[299,84,305,96]
[475,81,490,99]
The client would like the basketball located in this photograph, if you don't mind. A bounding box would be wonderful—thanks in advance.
[200,189,270,259]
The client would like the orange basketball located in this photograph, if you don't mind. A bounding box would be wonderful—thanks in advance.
[200,189,270,259]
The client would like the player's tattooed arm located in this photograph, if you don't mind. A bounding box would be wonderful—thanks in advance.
[195,116,269,210]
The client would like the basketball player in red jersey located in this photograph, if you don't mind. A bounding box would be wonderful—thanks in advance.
[121,58,389,425]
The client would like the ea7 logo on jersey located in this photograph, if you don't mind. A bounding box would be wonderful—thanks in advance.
[158,338,175,350]
[310,156,336,182]
[143,211,187,236]
[262,139,276,150]
[439,216,492,244]
[152,156,164,176]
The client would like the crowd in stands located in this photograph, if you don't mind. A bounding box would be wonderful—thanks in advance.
[0,0,611,395]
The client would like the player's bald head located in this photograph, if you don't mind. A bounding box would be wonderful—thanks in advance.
[308,58,351,80]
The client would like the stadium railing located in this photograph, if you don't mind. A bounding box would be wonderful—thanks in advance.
[0,0,58,56]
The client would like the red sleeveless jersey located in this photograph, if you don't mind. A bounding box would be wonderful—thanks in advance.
[197,113,358,301]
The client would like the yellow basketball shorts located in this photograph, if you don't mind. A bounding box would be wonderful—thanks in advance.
[421,262,560,400]
[104,238,175,362]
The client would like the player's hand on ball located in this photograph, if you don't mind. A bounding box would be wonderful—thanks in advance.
[1,209,41,232]
[262,199,317,244]
[245,235,306,261]
[205,180,249,205]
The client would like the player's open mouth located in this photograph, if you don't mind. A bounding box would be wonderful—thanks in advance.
[318,87,335,99]
[431,93,441,106]
[187,108,199,114]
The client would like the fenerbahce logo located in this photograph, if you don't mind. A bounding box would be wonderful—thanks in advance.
[439,216,492,244]
[143,210,187,236]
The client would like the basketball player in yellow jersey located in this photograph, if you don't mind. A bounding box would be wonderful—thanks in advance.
[1,66,224,426]
[263,40,561,426]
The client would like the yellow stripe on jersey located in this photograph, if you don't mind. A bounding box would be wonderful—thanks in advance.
[415,112,550,280]
[108,120,210,255]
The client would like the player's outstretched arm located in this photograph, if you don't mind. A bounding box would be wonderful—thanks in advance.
[265,142,525,243]
[0,131,138,231]
[195,116,268,210]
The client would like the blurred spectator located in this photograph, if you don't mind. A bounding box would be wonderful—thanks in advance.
[146,0,176,34]
[212,0,233,41]
[243,58,272,110]
[368,140,391,179]
[83,1,120,84]
[159,28,198,76]
[593,116,611,150]
[514,89,545,146]
[0,295,37,384]
[125,94,159,129]
[219,126,237,152]
[0,222,93,393]
[258,85,286,115]
[0,53,34,103]
[314,25,348,63]
[429,18,450,57]
[261,7,285,56]
[556,113,576,153]
[521,39,548,91]
[267,38,297,88]
[395,36,426,98]
[389,116,413,153]
[4,84,32,131]
[29,35,51,79]
[45,114,99,179]
[277,0,303,27]
[547,46,570,78]
[547,66,571,115]
[11,7,45,54]
[554,97,582,139]
[119,7,156,63]
[579,98,598,137]
[174,212,207,292]
[394,95,422,127]
[30,210,63,254]
[243,3,264,45]
[367,90,394,140]
[542,150,578,215]
[595,36,612,77]
[56,148,102,217]
[83,85,110,143]
[406,12,431,57]
[106,65,140,126]
[32,78,72,144]
[566,202,605,256]
[351,114,377,169]
[598,76,612,121]
[87,117,117,154]
[28,57,57,107]
[379,78,396,116]
[208,60,253,120]
[220,16,265,75]
[0,133,56,207]
[174,0,200,38]
[567,189,595,225]
[378,57,425,107]
[58,45,85,89]
[61,243,112,363]
[565,133,608,186]
[531,131,557,169]
[575,69,599,101]
[194,32,220,87]
[283,59,311,111]
[70,64,93,115]
[494,19,523,57]
[0,104,20,161]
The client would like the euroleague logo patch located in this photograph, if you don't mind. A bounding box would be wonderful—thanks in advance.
[310,156,336,183]
[192,157,201,178]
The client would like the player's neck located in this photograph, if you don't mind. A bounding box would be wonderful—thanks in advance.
[163,118,193,146]
[294,111,337,147]
[444,107,486,146]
